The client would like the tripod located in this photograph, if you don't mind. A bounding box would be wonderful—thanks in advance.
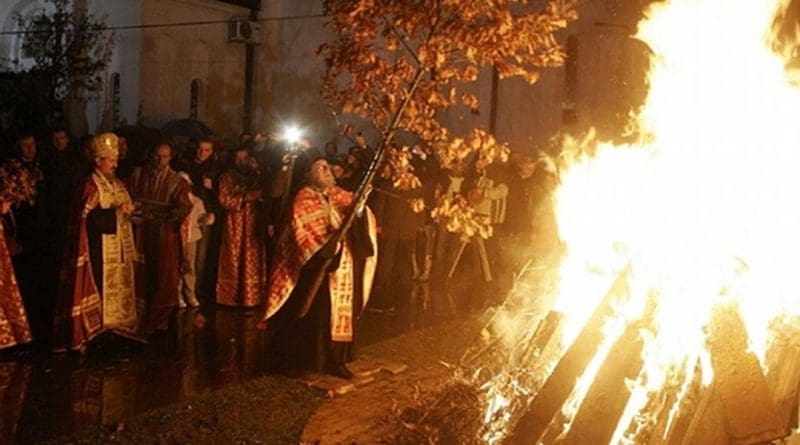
[447,235,493,283]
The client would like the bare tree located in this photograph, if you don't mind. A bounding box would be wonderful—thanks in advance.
[16,0,115,101]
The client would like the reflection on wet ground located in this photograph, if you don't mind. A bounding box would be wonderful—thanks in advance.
[0,282,475,444]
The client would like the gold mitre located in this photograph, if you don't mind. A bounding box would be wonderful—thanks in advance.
[92,132,120,159]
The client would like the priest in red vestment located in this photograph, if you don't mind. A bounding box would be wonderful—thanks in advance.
[261,157,377,379]
[215,148,267,308]
[0,200,32,350]
[128,142,192,334]
[53,133,142,352]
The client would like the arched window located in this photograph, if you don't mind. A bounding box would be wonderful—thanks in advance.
[190,79,200,119]
[111,72,121,126]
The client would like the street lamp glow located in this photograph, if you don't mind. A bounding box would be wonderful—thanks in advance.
[282,125,302,146]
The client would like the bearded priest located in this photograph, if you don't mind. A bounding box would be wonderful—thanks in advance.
[260,155,378,379]
[215,147,267,308]
[53,133,143,352]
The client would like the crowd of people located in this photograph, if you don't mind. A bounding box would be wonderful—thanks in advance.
[0,123,557,378]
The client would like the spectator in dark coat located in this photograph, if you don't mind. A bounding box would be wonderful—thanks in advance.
[373,175,424,311]
[176,138,223,301]
[38,126,82,344]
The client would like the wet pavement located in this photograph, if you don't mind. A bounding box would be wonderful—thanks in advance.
[0,282,470,444]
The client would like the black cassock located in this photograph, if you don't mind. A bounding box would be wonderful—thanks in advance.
[266,213,374,375]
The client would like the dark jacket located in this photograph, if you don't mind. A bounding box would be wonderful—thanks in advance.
[178,156,223,214]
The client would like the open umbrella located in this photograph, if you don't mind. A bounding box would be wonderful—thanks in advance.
[160,118,214,140]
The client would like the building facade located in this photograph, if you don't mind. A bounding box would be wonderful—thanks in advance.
[138,0,252,137]
[0,0,652,146]
[254,0,652,152]
[0,0,253,138]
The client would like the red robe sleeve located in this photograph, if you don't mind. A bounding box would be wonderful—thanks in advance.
[52,179,104,352]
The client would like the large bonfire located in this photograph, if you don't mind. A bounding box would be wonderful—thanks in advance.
[473,0,800,444]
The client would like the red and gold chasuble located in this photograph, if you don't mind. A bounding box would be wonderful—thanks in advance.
[0,221,32,350]
[215,172,267,307]
[263,185,377,342]
[93,173,139,334]
[53,172,141,351]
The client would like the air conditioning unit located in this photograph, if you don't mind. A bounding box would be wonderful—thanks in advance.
[228,18,261,44]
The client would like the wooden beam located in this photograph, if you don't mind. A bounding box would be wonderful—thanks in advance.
[517,310,563,363]
[766,329,800,433]
[505,268,630,445]
[706,303,786,444]
[630,365,697,445]
[660,363,705,445]
[559,321,645,445]
[679,384,730,445]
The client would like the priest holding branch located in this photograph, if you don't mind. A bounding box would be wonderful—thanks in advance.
[260,155,378,379]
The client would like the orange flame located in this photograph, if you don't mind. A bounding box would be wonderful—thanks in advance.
[553,0,800,440]
[480,0,800,442]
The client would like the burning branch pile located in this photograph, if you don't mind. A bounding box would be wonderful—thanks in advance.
[395,0,800,444]
[477,0,800,443]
